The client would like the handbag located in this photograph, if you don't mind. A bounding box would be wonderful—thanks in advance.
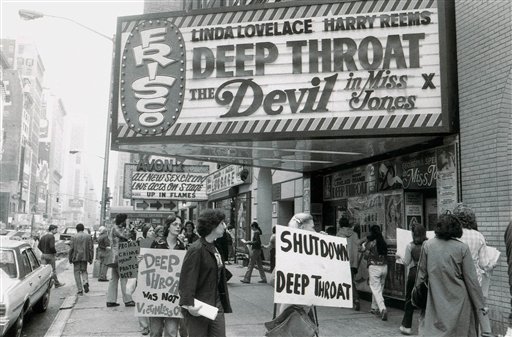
[264,305,318,337]
[104,248,117,267]
[411,279,428,310]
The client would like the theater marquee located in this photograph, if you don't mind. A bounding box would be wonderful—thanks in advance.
[112,0,456,145]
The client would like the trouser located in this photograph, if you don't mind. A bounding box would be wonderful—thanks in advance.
[350,267,360,303]
[270,248,275,272]
[41,253,62,285]
[106,264,133,303]
[149,317,179,337]
[243,248,267,282]
[98,257,108,280]
[368,264,388,312]
[401,266,417,328]
[73,261,89,292]
[182,298,225,337]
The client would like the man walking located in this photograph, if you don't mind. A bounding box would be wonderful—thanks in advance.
[38,224,65,288]
[69,223,94,295]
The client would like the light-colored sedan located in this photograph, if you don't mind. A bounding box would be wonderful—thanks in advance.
[0,238,53,337]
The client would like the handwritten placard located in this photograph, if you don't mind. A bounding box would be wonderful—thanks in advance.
[133,248,186,318]
[118,241,140,279]
[274,226,352,308]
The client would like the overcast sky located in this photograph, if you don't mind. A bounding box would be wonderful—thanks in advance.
[1,0,144,198]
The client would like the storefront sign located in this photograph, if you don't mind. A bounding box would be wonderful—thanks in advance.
[275,226,352,308]
[131,171,209,200]
[401,150,437,189]
[133,248,186,317]
[113,0,455,145]
[323,165,375,201]
[206,165,248,195]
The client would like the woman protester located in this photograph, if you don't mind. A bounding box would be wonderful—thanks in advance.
[415,213,493,337]
[179,209,232,337]
[106,213,135,307]
[361,225,388,321]
[183,221,199,246]
[397,223,427,335]
[148,214,186,337]
[240,222,267,284]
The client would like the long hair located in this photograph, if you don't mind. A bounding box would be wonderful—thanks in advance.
[367,225,387,255]
[251,221,262,234]
[411,223,427,245]
[435,214,463,240]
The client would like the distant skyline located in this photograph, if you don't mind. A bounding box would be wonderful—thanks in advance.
[1,0,144,199]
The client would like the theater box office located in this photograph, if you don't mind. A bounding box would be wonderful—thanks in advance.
[110,0,458,302]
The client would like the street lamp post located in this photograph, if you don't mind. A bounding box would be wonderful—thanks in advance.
[20,9,114,227]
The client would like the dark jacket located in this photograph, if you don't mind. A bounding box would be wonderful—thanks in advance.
[179,238,232,313]
[69,231,94,264]
[38,233,57,254]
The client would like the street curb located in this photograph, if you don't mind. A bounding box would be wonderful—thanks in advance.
[43,294,77,337]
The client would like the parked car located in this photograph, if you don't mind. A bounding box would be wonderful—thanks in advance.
[59,226,92,242]
[0,238,53,337]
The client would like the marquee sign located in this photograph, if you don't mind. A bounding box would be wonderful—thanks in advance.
[112,0,456,145]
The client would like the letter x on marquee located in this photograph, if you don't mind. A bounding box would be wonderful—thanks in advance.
[422,73,436,89]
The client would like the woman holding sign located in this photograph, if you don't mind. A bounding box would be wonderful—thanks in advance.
[148,214,186,337]
[179,209,232,337]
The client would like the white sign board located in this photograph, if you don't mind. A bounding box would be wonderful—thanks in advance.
[133,248,186,317]
[274,226,352,308]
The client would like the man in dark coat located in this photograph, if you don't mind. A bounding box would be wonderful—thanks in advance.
[69,223,94,295]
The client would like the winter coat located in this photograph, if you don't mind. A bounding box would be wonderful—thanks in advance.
[337,227,360,269]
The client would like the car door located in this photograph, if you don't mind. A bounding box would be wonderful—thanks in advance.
[25,248,48,300]
[19,247,40,304]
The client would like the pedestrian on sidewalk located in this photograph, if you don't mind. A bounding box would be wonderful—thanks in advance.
[106,213,135,307]
[96,226,110,282]
[241,222,267,284]
[179,209,232,337]
[148,214,186,337]
[38,224,65,288]
[415,213,492,337]
[336,218,361,311]
[397,223,427,335]
[361,224,388,321]
[69,223,94,296]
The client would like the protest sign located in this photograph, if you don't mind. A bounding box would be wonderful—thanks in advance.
[274,226,352,308]
[118,241,140,279]
[133,248,186,318]
[395,228,411,264]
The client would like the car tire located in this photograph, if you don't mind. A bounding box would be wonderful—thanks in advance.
[7,310,24,337]
[33,285,51,313]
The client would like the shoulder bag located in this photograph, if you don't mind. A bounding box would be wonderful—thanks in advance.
[411,278,428,310]
[264,305,318,337]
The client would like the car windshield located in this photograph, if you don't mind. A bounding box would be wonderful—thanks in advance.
[66,228,77,234]
[0,249,17,278]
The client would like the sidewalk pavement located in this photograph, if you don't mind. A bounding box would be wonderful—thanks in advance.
[48,262,414,337]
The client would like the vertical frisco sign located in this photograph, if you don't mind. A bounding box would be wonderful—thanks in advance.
[121,20,186,135]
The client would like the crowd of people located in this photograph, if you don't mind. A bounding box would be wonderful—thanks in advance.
[41,203,512,337]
